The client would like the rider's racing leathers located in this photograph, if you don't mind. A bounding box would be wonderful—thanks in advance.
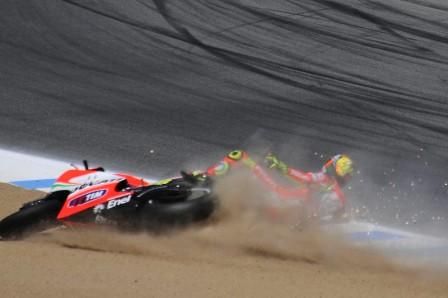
[205,150,347,220]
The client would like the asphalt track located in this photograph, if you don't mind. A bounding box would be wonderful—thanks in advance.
[1,0,448,230]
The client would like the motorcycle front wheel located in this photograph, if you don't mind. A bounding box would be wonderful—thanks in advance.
[0,199,63,240]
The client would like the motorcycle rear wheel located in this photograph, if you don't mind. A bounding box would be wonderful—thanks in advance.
[139,189,216,229]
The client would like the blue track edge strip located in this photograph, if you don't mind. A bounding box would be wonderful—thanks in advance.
[10,179,55,190]
[350,230,407,241]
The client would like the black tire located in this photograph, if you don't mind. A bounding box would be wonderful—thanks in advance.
[139,190,217,229]
[0,199,63,240]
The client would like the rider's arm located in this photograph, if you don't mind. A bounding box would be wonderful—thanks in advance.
[286,168,314,183]
[286,168,330,184]
[266,154,320,184]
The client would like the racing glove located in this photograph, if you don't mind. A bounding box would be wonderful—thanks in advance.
[265,153,288,174]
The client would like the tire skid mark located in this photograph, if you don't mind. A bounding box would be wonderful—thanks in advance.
[153,0,448,157]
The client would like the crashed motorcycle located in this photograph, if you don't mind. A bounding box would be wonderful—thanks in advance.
[0,161,216,239]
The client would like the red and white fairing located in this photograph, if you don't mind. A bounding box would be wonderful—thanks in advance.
[51,169,150,220]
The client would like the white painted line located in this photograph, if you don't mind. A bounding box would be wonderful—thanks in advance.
[0,148,70,182]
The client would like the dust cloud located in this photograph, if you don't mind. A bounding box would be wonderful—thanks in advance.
[32,171,414,273]
[2,181,448,297]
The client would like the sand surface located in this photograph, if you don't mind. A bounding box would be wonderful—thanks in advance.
[0,182,447,298]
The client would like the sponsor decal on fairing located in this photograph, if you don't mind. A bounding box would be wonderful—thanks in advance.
[107,195,132,209]
[68,189,107,207]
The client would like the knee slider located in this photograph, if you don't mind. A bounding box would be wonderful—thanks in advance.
[227,150,244,160]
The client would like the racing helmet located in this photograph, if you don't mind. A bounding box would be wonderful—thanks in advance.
[322,154,354,184]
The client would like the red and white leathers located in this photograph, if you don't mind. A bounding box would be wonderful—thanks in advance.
[285,167,347,218]
[206,150,347,220]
